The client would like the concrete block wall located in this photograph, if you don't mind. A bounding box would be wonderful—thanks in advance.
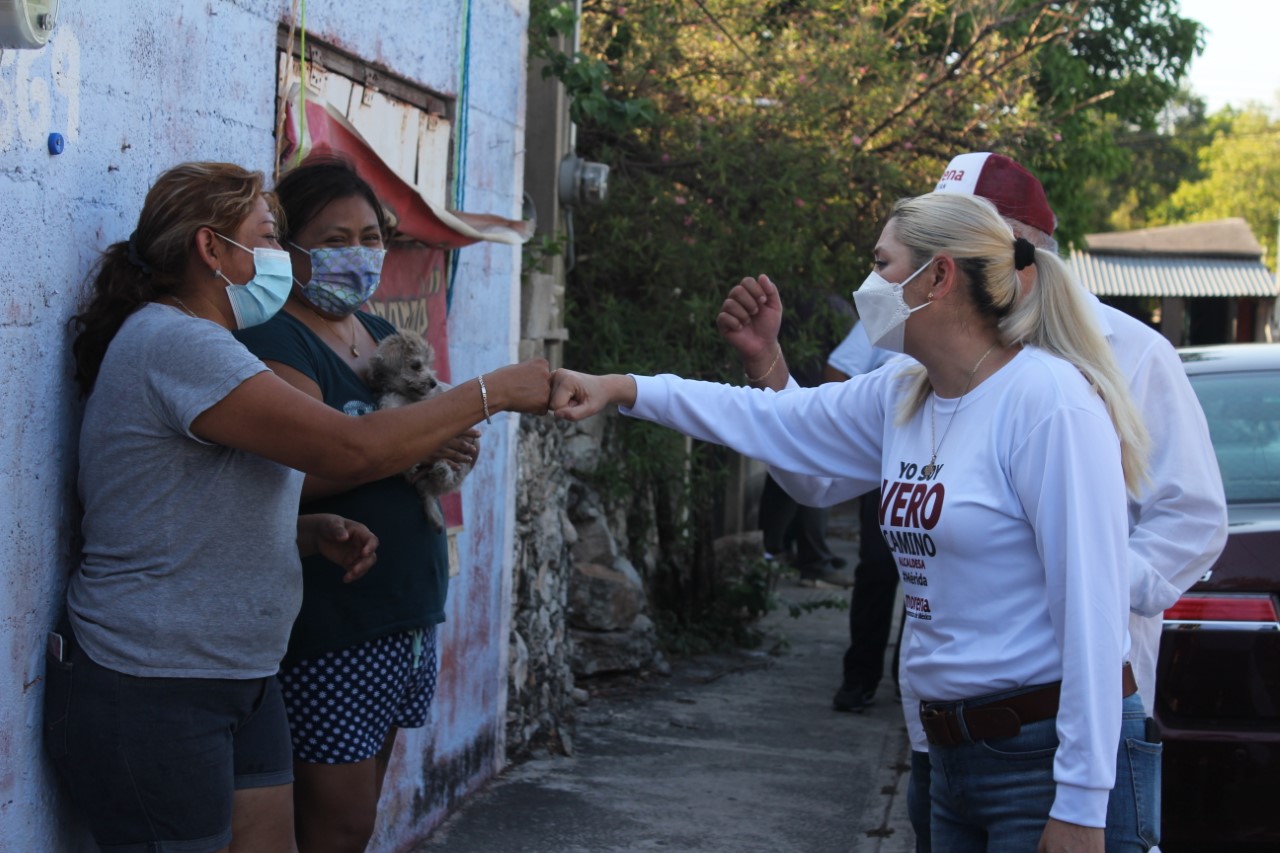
[0,1,529,849]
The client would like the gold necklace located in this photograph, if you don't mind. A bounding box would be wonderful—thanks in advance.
[340,317,360,357]
[305,304,360,357]
[170,295,199,318]
[923,343,999,479]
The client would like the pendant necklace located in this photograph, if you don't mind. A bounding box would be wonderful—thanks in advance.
[306,304,360,357]
[923,343,999,479]
[340,318,360,357]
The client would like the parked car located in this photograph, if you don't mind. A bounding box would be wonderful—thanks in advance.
[1158,343,1280,852]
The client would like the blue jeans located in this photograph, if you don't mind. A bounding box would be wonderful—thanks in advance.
[907,749,932,853]
[1106,693,1162,850]
[923,691,1157,852]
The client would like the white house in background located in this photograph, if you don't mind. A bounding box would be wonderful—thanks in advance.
[0,2,531,850]
[1068,218,1278,346]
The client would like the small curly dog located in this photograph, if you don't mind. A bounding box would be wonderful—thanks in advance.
[367,333,472,532]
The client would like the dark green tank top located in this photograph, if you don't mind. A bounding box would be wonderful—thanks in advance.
[236,309,448,666]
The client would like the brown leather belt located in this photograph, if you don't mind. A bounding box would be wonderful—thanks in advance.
[920,663,1138,747]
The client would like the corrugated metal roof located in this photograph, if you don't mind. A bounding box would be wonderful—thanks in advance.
[1067,251,1278,298]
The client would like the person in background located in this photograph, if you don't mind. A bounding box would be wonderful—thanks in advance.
[552,191,1148,851]
[731,305,904,715]
[718,153,1228,852]
[235,157,474,853]
[47,161,551,853]
[756,292,855,587]
[823,321,901,712]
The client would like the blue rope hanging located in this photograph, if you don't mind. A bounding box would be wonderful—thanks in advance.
[447,0,473,312]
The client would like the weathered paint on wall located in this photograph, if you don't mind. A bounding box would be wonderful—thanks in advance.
[0,1,529,849]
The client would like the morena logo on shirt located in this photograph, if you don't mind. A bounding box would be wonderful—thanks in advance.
[904,594,932,619]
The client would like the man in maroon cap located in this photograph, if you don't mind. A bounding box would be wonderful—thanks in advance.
[716,152,1226,852]
[933,151,1059,240]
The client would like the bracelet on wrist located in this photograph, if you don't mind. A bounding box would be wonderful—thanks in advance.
[477,374,493,424]
[745,346,782,384]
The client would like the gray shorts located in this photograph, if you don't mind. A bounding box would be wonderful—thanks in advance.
[43,624,292,853]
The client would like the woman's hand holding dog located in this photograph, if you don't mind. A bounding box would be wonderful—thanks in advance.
[419,430,480,471]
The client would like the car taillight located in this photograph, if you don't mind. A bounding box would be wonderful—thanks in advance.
[1164,593,1280,631]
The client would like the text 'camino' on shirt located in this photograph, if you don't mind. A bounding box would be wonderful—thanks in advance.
[880,460,945,621]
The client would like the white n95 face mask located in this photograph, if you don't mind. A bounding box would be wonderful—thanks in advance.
[852,258,933,353]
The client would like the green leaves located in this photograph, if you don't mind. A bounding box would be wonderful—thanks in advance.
[529,0,657,135]
[1153,106,1280,270]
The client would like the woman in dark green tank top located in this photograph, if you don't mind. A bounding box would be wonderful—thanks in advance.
[236,157,481,853]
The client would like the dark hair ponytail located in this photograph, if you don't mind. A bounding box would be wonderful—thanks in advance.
[70,242,171,395]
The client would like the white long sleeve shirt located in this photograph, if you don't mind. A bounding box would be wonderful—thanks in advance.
[624,347,1130,827]
[777,296,1228,715]
[826,321,895,378]
[1095,298,1228,712]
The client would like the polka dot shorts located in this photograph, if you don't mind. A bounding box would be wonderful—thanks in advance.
[278,627,439,764]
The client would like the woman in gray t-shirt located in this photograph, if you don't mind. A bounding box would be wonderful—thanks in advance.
[47,162,552,853]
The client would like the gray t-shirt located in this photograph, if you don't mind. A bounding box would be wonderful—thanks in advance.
[69,303,305,679]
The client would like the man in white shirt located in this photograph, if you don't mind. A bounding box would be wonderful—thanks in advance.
[824,324,902,712]
[717,152,1227,851]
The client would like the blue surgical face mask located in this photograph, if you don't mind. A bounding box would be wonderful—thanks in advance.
[215,234,294,329]
[289,243,386,316]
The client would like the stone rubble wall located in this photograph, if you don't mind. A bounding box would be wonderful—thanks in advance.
[508,412,666,757]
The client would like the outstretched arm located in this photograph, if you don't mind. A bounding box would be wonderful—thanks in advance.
[190,358,551,485]
[263,359,483,502]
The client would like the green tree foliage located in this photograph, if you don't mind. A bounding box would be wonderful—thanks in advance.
[1028,0,1203,244]
[1087,89,1215,233]
[529,0,657,132]
[530,0,1202,631]
[1151,105,1280,270]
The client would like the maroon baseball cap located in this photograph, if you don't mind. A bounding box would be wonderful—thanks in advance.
[933,152,1057,236]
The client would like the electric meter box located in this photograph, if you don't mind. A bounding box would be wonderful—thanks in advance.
[0,0,60,50]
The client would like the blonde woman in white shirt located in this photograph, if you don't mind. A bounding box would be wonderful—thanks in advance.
[550,191,1148,853]
[720,153,1222,853]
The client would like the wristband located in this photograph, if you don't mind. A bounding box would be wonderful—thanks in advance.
[478,374,493,424]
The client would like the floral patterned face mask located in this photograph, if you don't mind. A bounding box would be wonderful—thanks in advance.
[291,243,386,316]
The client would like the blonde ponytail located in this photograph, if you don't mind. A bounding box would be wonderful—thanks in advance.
[1002,249,1149,491]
